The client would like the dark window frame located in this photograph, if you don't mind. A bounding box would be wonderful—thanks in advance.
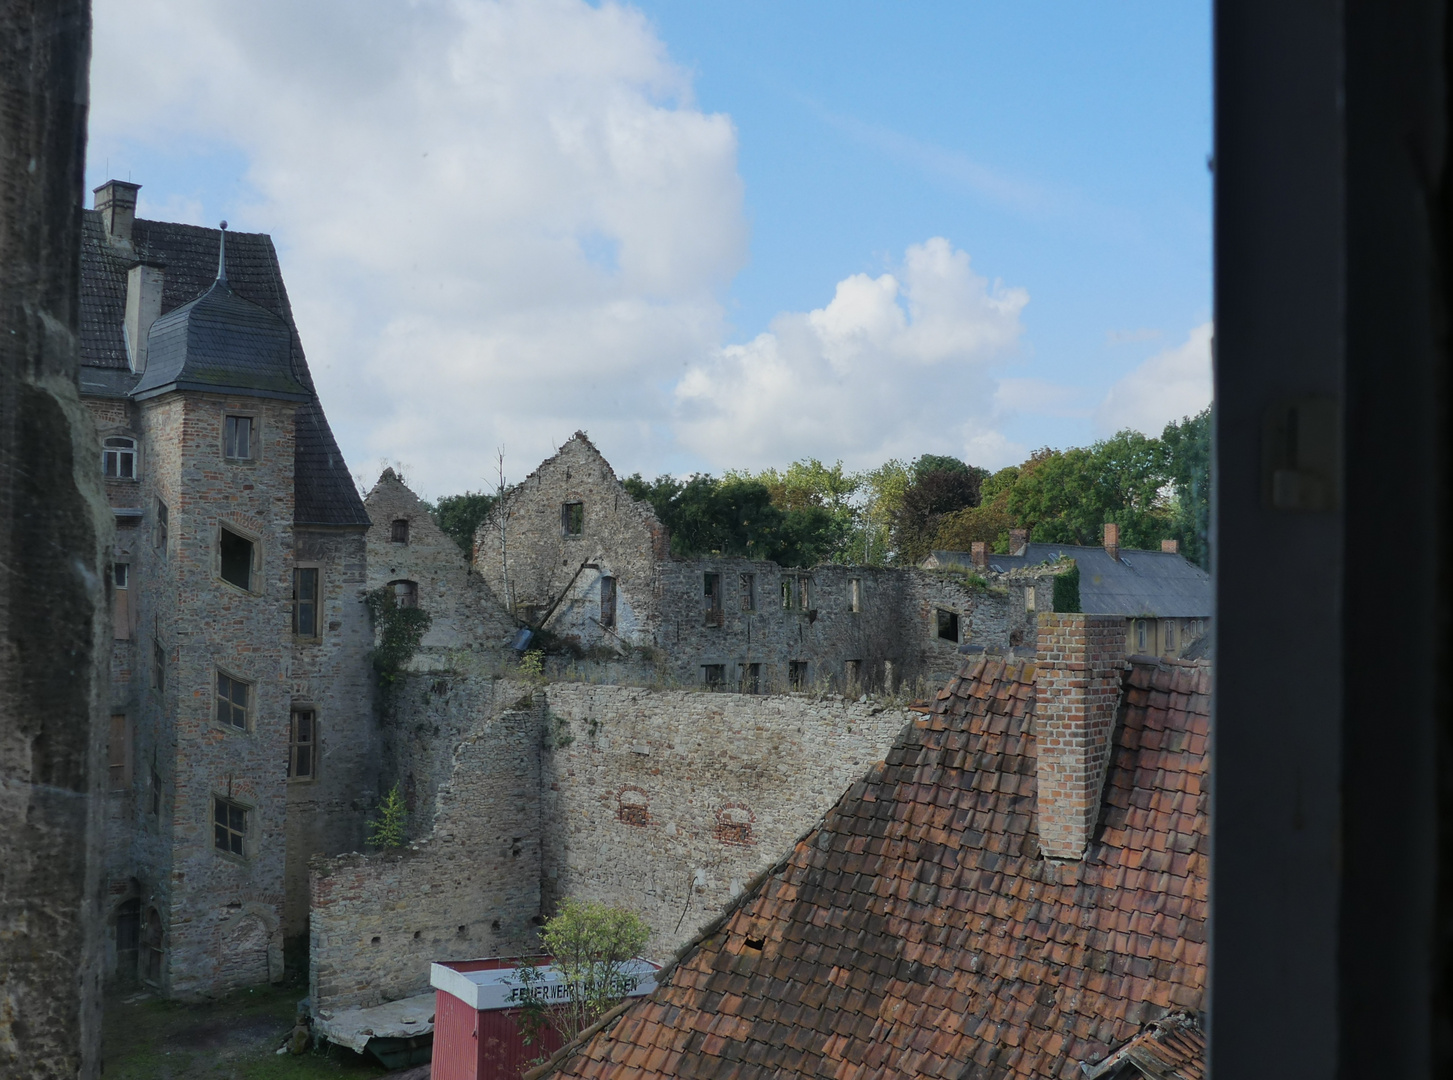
[562,501,584,536]
[599,575,617,629]
[703,572,723,626]
[788,660,808,690]
[152,638,165,697]
[223,414,255,461]
[218,524,256,591]
[155,499,169,555]
[212,796,248,859]
[215,670,251,731]
[389,579,419,609]
[702,663,726,690]
[740,573,756,612]
[289,708,317,781]
[292,566,320,638]
[390,518,410,544]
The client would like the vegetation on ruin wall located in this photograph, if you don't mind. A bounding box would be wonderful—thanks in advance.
[425,489,497,558]
[512,899,652,1052]
[364,587,432,684]
[366,782,408,849]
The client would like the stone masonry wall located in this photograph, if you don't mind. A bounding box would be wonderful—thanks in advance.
[309,699,542,1014]
[474,433,668,649]
[1034,613,1128,860]
[364,471,513,662]
[537,684,915,958]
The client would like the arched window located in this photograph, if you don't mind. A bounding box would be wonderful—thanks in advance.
[1135,619,1149,652]
[390,580,419,608]
[103,436,137,479]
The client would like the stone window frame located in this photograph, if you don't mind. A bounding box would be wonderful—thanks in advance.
[788,660,808,690]
[844,659,862,690]
[221,410,260,464]
[737,662,761,695]
[701,663,726,690]
[215,519,262,594]
[288,704,318,782]
[211,793,252,862]
[292,565,321,639]
[599,574,616,629]
[388,578,419,609]
[102,433,138,480]
[214,668,253,733]
[141,905,164,986]
[561,500,585,537]
[617,785,650,827]
[715,803,756,847]
[390,518,410,544]
[703,572,723,627]
[740,573,756,612]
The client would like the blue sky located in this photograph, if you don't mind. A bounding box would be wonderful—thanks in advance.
[88,0,1211,498]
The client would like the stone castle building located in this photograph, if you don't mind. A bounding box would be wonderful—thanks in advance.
[83,181,375,996]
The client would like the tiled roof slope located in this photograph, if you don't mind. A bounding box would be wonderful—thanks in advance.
[547,655,1209,1080]
[1085,1012,1204,1079]
[78,211,368,526]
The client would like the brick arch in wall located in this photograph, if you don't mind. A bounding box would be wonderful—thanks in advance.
[617,785,650,827]
[715,803,755,846]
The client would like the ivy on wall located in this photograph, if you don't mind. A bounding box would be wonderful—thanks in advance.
[365,587,433,684]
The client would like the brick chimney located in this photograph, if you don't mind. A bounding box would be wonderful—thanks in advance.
[1103,522,1120,562]
[1009,528,1029,556]
[1161,538,1179,554]
[94,180,140,243]
[1034,613,1127,860]
[971,541,988,568]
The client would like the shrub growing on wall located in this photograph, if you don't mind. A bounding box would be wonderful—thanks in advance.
[364,587,432,684]
[1052,562,1082,613]
[366,782,408,849]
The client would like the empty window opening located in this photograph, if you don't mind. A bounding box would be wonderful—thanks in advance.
[703,573,723,626]
[155,499,168,554]
[599,575,617,629]
[108,713,130,790]
[390,518,410,544]
[142,908,163,984]
[845,659,862,689]
[213,796,246,857]
[289,709,317,780]
[797,576,812,612]
[391,579,419,609]
[223,415,253,459]
[848,578,862,613]
[789,660,808,691]
[151,766,161,816]
[562,501,584,536]
[293,567,319,637]
[738,662,761,695]
[103,436,137,479]
[740,573,756,612]
[781,578,794,610]
[219,527,254,590]
[216,672,250,730]
[152,639,165,696]
[936,609,960,643]
[618,786,650,827]
[113,563,131,640]
[702,663,726,690]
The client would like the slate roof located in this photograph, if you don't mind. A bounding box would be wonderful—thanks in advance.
[79,211,369,527]
[927,546,1212,619]
[542,655,1209,1080]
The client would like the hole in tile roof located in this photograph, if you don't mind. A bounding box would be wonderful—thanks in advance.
[744,936,765,951]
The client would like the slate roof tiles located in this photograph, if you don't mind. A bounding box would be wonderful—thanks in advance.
[545,655,1209,1080]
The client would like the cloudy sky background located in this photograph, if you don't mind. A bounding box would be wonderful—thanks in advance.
[88,0,1211,499]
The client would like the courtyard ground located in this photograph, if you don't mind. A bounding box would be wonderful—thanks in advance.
[101,981,392,1080]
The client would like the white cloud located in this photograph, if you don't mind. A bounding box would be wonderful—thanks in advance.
[90,0,746,498]
[674,237,1029,471]
[1093,322,1213,436]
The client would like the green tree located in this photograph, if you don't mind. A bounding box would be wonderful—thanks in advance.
[1004,433,1171,549]
[1161,407,1211,569]
[512,899,652,1048]
[429,490,497,559]
[887,455,985,566]
[366,782,407,849]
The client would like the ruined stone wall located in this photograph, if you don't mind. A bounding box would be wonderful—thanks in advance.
[537,684,915,958]
[161,392,299,997]
[284,527,377,941]
[364,471,513,664]
[309,700,542,1013]
[473,434,668,649]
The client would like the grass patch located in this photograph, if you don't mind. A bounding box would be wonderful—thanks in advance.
[101,982,389,1080]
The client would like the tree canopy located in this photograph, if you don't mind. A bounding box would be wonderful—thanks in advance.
[428,490,496,558]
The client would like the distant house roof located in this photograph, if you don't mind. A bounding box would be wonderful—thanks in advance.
[541,655,1209,1080]
[78,211,369,527]
[926,545,1212,619]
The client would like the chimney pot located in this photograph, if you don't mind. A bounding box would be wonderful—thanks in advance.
[1161,538,1179,555]
[971,541,988,568]
[1103,522,1121,562]
[1009,528,1029,556]
[93,180,140,243]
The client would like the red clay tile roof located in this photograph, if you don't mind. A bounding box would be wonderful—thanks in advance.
[544,654,1209,1080]
[1083,1012,1203,1080]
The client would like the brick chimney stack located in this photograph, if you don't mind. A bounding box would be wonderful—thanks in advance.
[1161,538,1179,554]
[971,541,988,568]
[1103,522,1121,562]
[94,179,140,243]
[1034,613,1127,860]
[1009,528,1029,556]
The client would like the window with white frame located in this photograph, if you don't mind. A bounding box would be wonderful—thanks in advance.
[103,436,137,479]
